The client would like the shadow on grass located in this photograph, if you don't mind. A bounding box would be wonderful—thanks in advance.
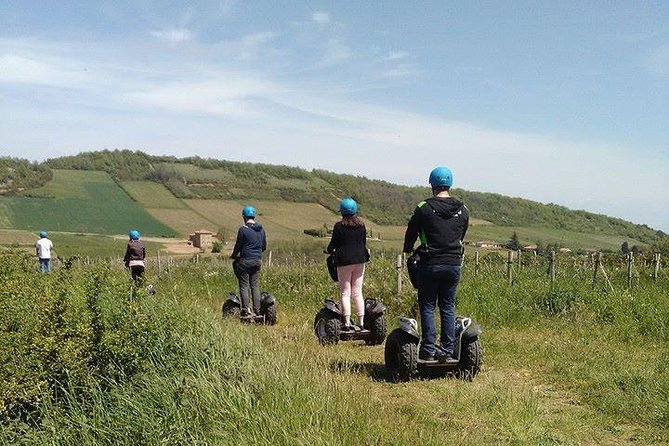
[329,359,389,382]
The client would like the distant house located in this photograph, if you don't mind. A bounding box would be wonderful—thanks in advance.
[474,240,502,249]
[558,247,572,253]
[189,230,214,249]
[522,244,538,251]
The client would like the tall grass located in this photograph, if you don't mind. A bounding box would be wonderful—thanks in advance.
[2,248,668,445]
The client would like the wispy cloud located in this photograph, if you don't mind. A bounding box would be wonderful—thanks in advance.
[385,51,408,61]
[312,11,331,25]
[239,31,276,46]
[320,38,351,66]
[150,28,193,43]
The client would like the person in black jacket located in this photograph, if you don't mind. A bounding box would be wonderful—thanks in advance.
[327,198,370,332]
[124,229,146,283]
[231,205,267,317]
[403,167,469,362]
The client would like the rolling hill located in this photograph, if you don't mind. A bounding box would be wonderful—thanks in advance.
[0,150,665,252]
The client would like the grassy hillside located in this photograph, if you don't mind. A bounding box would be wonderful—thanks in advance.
[0,150,662,250]
[41,150,663,244]
[0,170,175,236]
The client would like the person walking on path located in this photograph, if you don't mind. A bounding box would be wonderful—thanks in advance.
[327,198,370,332]
[231,205,267,317]
[403,166,469,362]
[35,231,54,273]
[124,229,146,284]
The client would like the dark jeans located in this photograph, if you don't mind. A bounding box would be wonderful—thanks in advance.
[39,258,51,273]
[130,265,145,283]
[233,258,262,314]
[418,263,461,357]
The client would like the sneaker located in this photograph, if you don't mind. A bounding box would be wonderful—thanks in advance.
[434,348,458,364]
[419,350,436,361]
[343,324,360,333]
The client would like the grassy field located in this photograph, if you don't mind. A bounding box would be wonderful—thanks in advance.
[2,249,667,445]
[0,229,165,259]
[467,224,647,252]
[120,181,188,209]
[0,170,175,236]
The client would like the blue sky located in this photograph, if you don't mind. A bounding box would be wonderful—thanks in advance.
[1,1,668,231]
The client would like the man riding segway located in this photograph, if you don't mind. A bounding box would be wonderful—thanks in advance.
[403,166,469,363]
[231,205,267,318]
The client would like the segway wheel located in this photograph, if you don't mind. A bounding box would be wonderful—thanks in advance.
[222,301,241,319]
[457,337,483,381]
[365,314,387,345]
[263,304,278,326]
[384,329,417,382]
[314,309,341,345]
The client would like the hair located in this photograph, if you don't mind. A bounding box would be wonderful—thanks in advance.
[340,215,364,227]
[432,185,451,193]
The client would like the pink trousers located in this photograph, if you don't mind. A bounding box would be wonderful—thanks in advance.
[337,263,365,317]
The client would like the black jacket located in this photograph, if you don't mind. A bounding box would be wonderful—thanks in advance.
[327,222,369,266]
[403,196,469,265]
[123,240,145,263]
[231,222,266,259]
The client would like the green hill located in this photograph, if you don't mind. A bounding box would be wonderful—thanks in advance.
[0,169,175,237]
[0,150,665,249]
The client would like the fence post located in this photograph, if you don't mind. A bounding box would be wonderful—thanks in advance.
[549,250,556,283]
[653,253,660,281]
[506,250,513,285]
[268,250,273,268]
[396,254,403,295]
[475,251,480,276]
[517,249,522,271]
[626,252,633,288]
[592,252,601,287]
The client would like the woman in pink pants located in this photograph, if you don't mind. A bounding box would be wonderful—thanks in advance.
[326,198,370,332]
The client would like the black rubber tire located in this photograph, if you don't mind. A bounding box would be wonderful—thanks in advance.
[263,304,277,326]
[365,314,387,345]
[313,309,341,345]
[222,301,241,319]
[456,337,483,380]
[384,329,418,382]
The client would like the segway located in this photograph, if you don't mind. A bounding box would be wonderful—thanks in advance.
[221,292,278,325]
[313,298,387,345]
[384,316,483,381]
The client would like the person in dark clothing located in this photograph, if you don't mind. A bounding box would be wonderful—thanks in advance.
[124,229,146,284]
[231,205,267,316]
[403,166,469,363]
[326,198,370,332]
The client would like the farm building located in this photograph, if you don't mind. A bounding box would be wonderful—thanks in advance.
[189,230,214,249]
[474,240,503,249]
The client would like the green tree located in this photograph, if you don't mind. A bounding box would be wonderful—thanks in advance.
[621,241,630,254]
[506,232,521,250]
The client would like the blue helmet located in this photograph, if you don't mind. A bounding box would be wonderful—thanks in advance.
[242,205,257,218]
[39,231,48,238]
[428,166,453,188]
[339,198,358,216]
[129,229,140,240]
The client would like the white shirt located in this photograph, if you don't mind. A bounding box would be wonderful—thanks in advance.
[36,238,53,259]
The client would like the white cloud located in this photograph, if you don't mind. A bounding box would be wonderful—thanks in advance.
[150,28,193,43]
[239,31,277,47]
[312,11,331,25]
[320,38,351,66]
[0,54,91,88]
[382,63,417,78]
[386,51,408,61]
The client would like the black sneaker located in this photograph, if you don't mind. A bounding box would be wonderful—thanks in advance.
[419,350,436,361]
[434,348,458,364]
